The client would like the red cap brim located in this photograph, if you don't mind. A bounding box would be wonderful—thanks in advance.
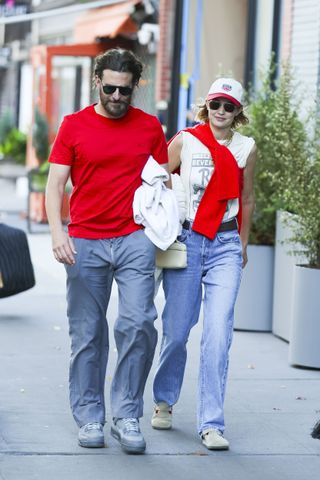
[207,93,241,107]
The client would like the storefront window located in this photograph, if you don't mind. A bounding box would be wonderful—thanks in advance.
[51,55,91,132]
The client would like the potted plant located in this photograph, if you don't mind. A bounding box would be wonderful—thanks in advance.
[0,109,27,171]
[234,62,307,332]
[288,120,320,368]
[0,110,14,161]
[28,109,69,229]
[259,64,307,341]
[32,107,49,166]
[0,128,27,165]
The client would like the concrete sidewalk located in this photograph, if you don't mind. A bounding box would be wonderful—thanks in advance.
[0,182,320,479]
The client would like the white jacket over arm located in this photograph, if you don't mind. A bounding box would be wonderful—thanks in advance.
[133,156,180,250]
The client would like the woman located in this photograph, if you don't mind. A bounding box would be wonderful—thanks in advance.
[151,78,257,450]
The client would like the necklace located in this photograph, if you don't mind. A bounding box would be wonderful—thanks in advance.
[220,131,234,148]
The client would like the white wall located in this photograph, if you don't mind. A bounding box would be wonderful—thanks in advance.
[254,0,275,89]
[185,0,248,107]
[19,63,33,134]
[290,0,320,118]
[31,12,78,45]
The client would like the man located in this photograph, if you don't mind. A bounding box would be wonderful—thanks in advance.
[45,48,169,454]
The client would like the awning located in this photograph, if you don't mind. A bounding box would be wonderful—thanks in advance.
[74,0,140,44]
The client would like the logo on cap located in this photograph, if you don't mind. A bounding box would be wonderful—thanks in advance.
[222,84,232,92]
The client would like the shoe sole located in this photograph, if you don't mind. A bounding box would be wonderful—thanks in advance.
[78,439,105,448]
[202,441,229,451]
[111,426,146,454]
[151,421,172,430]
[203,445,229,451]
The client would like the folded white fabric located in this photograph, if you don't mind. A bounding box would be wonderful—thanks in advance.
[133,156,180,250]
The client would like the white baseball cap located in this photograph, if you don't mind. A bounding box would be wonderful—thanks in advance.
[207,78,244,107]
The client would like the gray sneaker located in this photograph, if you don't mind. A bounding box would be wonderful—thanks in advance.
[111,417,146,454]
[78,422,105,448]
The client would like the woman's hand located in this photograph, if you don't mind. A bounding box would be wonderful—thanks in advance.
[242,245,248,268]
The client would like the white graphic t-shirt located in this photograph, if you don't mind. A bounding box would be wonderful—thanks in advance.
[180,131,255,222]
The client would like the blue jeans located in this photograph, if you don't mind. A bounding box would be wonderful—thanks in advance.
[153,226,243,434]
[65,229,157,427]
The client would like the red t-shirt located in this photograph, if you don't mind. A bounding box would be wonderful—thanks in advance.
[49,105,168,239]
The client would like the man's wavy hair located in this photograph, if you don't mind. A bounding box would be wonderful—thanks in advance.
[195,100,249,129]
[93,48,143,86]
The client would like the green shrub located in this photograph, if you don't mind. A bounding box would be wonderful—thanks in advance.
[28,160,50,192]
[289,118,320,267]
[0,110,14,144]
[241,62,307,245]
[32,108,49,164]
[0,128,27,165]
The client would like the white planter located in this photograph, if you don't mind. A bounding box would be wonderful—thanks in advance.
[16,175,28,198]
[234,244,274,331]
[289,265,320,368]
[272,211,306,341]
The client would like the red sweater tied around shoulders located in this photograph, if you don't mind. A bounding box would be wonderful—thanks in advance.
[170,123,243,240]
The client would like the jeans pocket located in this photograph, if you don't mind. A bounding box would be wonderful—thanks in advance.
[177,227,191,243]
[216,231,241,244]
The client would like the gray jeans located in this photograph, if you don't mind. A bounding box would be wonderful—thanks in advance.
[65,229,157,427]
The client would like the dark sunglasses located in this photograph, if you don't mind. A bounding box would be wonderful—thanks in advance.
[208,100,236,113]
[102,84,133,96]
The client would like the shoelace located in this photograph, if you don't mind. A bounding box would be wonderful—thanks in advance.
[155,407,172,414]
[122,418,140,433]
[84,422,102,432]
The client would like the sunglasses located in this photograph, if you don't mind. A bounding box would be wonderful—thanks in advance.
[208,100,236,113]
[102,84,133,96]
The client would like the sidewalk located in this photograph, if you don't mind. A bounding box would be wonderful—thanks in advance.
[0,179,320,479]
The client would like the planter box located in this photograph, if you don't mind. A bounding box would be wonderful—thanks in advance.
[272,211,306,341]
[234,244,274,331]
[28,192,69,225]
[289,265,320,368]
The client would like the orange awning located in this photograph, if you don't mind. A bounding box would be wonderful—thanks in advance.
[74,0,140,44]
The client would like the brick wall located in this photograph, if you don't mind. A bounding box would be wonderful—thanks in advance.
[155,0,176,104]
[281,0,293,62]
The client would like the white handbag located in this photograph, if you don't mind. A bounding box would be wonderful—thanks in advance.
[155,240,187,269]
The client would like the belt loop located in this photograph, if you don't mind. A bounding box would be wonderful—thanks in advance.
[182,220,191,230]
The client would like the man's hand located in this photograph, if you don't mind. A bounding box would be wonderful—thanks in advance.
[52,229,77,265]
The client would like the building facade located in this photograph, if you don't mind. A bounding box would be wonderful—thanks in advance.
[1,0,320,159]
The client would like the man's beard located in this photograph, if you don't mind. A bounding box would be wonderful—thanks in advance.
[100,94,131,119]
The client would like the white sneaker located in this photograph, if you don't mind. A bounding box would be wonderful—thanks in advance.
[151,402,172,430]
[201,428,229,450]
